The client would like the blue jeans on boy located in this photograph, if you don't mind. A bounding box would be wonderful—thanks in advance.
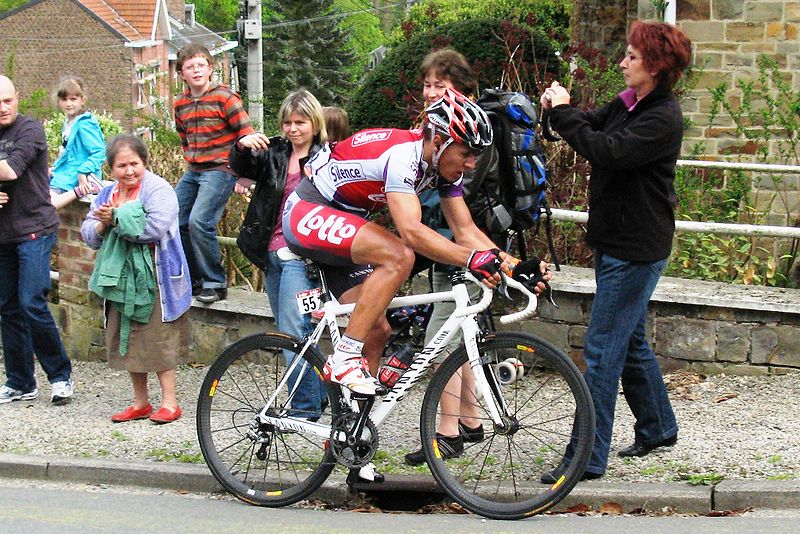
[569,251,678,475]
[0,232,72,392]
[265,251,324,419]
[175,170,237,290]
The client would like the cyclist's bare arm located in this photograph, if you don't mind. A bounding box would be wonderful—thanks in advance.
[440,195,502,251]
[441,195,553,293]
[386,191,473,267]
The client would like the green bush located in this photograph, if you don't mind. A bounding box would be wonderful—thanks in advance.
[390,0,570,47]
[349,18,559,130]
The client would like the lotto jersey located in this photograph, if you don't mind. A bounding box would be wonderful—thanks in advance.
[306,128,462,215]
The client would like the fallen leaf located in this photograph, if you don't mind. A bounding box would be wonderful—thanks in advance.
[714,393,738,403]
[598,502,624,515]
[707,507,752,517]
[565,503,592,514]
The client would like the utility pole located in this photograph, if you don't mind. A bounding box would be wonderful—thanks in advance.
[242,0,263,130]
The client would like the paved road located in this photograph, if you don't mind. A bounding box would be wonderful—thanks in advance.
[0,478,797,534]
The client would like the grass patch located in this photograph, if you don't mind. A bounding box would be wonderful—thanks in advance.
[767,473,795,481]
[681,472,725,486]
[146,446,204,464]
[110,430,129,442]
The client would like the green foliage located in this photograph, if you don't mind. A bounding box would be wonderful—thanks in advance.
[18,88,53,121]
[335,0,386,80]
[193,0,239,32]
[349,18,559,130]
[390,0,571,48]
[669,54,800,288]
[260,0,356,117]
[0,0,26,13]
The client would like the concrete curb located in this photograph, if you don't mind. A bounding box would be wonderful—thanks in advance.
[0,452,797,514]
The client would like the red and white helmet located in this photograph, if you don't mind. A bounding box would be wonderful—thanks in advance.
[425,89,493,151]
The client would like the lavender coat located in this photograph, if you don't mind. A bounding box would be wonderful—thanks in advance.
[81,170,192,321]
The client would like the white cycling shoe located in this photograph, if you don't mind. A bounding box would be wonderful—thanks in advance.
[358,462,385,483]
[323,356,387,396]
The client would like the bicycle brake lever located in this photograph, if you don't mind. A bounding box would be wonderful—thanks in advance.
[542,281,558,308]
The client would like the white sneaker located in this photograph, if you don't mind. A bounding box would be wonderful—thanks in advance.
[0,384,38,404]
[323,355,387,396]
[358,462,385,483]
[51,379,74,405]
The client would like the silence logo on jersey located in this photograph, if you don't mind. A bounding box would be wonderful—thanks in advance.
[351,129,392,147]
[297,205,357,245]
[329,163,364,184]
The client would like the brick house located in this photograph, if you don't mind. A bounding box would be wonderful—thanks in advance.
[0,0,236,128]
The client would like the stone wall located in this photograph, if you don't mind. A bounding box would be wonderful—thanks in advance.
[513,267,800,375]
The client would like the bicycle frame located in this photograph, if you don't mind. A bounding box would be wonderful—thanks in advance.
[257,272,537,440]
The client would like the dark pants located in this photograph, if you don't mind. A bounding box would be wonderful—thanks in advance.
[569,251,678,475]
[0,232,72,392]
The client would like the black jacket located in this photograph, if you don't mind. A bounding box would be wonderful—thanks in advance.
[229,136,323,271]
[549,86,683,262]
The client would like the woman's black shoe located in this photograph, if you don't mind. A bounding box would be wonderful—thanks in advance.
[540,463,603,484]
[618,434,678,458]
[404,434,464,466]
[458,421,485,443]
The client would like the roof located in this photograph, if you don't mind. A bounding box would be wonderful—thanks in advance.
[76,0,146,41]
[168,15,236,58]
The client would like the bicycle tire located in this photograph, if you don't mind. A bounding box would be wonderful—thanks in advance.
[196,332,341,507]
[420,332,595,520]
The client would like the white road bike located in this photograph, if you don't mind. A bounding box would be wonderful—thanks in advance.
[196,262,594,520]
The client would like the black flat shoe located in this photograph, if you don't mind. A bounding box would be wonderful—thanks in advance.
[618,434,678,458]
[540,464,603,484]
[404,434,464,466]
[458,421,485,443]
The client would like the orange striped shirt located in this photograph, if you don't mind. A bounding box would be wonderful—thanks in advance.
[174,83,254,168]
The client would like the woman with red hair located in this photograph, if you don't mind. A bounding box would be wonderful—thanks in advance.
[539,21,692,482]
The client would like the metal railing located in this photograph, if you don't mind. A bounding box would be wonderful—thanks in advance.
[551,159,800,239]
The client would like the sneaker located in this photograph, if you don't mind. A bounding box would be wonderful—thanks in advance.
[357,462,385,483]
[73,174,105,198]
[404,434,464,466]
[323,355,387,396]
[196,288,227,303]
[0,384,38,404]
[51,379,74,405]
[458,421,485,443]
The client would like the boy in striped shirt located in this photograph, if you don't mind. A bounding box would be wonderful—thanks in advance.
[174,44,254,303]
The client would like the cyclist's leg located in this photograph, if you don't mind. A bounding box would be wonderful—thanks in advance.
[336,283,392,375]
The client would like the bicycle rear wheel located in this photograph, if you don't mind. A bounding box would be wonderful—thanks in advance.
[420,332,595,520]
[196,333,341,507]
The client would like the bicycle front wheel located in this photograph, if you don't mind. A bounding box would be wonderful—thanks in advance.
[420,332,595,520]
[196,333,341,507]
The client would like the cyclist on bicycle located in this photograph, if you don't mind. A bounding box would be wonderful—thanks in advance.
[275,89,550,396]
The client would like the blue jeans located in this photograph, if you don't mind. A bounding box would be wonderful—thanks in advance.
[265,251,324,418]
[569,252,678,475]
[175,170,237,290]
[0,232,72,391]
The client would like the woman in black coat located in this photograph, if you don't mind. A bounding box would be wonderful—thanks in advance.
[539,21,692,481]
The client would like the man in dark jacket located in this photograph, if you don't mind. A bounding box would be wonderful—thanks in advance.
[0,75,74,405]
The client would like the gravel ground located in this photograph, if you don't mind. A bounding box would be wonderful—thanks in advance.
[0,360,798,484]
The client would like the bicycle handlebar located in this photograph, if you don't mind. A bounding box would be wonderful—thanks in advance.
[453,273,538,325]
[498,274,539,325]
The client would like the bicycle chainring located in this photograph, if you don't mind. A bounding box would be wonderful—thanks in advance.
[329,411,379,468]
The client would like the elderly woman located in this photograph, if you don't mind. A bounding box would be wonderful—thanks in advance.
[82,134,192,424]
[540,21,692,481]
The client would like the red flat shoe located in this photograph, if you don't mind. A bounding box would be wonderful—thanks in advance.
[111,404,153,422]
[149,405,182,424]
